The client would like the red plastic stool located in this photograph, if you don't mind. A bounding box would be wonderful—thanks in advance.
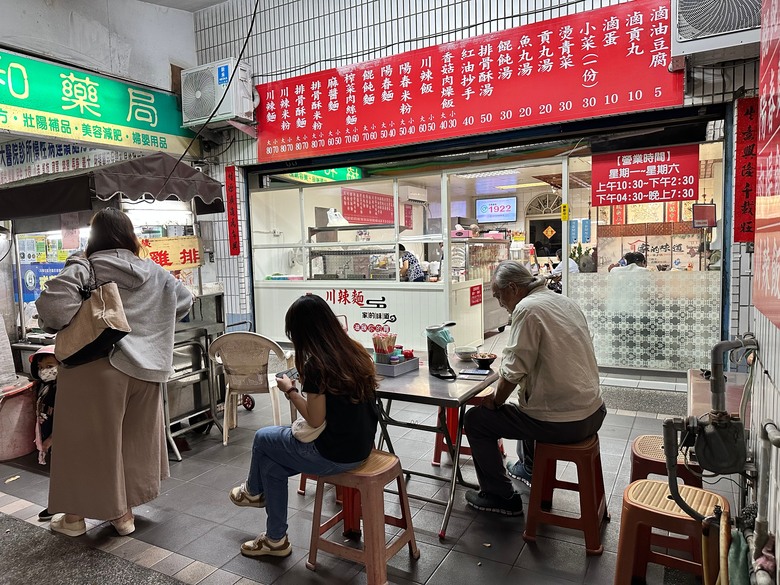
[306,449,419,585]
[431,388,505,466]
[630,434,703,487]
[614,479,728,584]
[298,473,343,504]
[522,435,609,555]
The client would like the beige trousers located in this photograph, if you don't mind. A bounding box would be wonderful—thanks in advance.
[48,358,169,520]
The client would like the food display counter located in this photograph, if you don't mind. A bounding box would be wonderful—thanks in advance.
[450,238,510,333]
[249,178,487,350]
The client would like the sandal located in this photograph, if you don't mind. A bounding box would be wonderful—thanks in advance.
[240,533,292,558]
[50,514,86,537]
[229,483,265,508]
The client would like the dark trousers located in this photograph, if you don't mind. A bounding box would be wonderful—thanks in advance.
[464,402,607,498]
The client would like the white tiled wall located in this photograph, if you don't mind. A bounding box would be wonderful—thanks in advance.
[752,312,780,536]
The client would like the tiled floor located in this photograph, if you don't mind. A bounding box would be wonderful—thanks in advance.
[0,333,738,585]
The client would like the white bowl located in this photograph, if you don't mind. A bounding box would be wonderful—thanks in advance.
[455,346,478,360]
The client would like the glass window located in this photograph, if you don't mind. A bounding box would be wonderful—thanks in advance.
[568,141,724,370]
[249,187,302,245]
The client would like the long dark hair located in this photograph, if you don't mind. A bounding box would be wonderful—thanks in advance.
[285,295,377,403]
[85,208,141,257]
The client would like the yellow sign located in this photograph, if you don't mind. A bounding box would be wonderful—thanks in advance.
[140,236,203,272]
[543,226,556,239]
[560,203,570,221]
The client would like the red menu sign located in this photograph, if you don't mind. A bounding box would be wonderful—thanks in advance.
[756,0,780,327]
[591,144,699,206]
[735,97,758,243]
[340,187,414,228]
[224,165,241,256]
[257,0,682,162]
[470,284,483,306]
[341,188,394,224]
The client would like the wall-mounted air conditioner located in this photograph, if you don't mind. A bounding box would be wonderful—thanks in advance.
[181,58,254,128]
[399,185,428,203]
[671,0,760,65]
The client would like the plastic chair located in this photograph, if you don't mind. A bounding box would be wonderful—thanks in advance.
[208,332,295,445]
[522,435,609,555]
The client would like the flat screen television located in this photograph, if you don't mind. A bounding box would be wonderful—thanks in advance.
[475,196,518,223]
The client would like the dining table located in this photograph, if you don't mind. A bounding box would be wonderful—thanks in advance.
[344,361,498,539]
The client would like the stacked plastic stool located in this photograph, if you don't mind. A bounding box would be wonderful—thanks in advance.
[614,479,729,584]
[630,434,702,487]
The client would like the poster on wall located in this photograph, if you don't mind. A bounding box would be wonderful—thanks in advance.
[257,0,683,162]
[591,144,700,206]
[756,0,780,326]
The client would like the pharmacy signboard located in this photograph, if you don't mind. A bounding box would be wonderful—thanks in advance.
[0,49,195,155]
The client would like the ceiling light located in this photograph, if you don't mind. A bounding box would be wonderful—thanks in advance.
[495,181,550,190]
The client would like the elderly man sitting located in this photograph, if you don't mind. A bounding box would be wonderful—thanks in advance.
[464,260,606,515]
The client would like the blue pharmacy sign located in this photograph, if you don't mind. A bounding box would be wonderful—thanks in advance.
[569,219,579,244]
[582,219,591,243]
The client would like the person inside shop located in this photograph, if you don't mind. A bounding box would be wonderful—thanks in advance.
[36,207,193,538]
[28,345,59,522]
[551,248,579,275]
[463,260,606,515]
[228,294,378,559]
[608,251,648,272]
[399,244,425,282]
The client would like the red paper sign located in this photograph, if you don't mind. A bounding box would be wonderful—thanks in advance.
[665,202,679,222]
[755,0,780,327]
[735,97,758,242]
[470,284,483,306]
[224,165,240,256]
[341,188,394,224]
[257,0,682,162]
[403,204,413,229]
[591,144,699,206]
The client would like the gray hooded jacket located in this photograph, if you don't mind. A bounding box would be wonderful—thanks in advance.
[36,249,193,383]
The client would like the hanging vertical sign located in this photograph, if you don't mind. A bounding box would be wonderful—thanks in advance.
[257,0,683,163]
[225,165,241,256]
[582,219,591,243]
[569,218,579,243]
[755,0,780,327]
[734,97,758,243]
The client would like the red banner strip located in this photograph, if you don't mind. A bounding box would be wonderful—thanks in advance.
[225,165,241,256]
[734,97,758,243]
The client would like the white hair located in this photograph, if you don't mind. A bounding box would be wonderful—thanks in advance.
[492,260,546,291]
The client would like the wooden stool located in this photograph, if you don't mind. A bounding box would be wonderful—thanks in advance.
[614,479,729,585]
[522,435,609,555]
[432,388,505,466]
[630,434,703,487]
[306,449,420,585]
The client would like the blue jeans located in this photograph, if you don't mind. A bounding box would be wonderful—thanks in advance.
[246,426,362,540]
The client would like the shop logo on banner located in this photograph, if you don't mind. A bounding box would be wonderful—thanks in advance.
[256,0,683,162]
